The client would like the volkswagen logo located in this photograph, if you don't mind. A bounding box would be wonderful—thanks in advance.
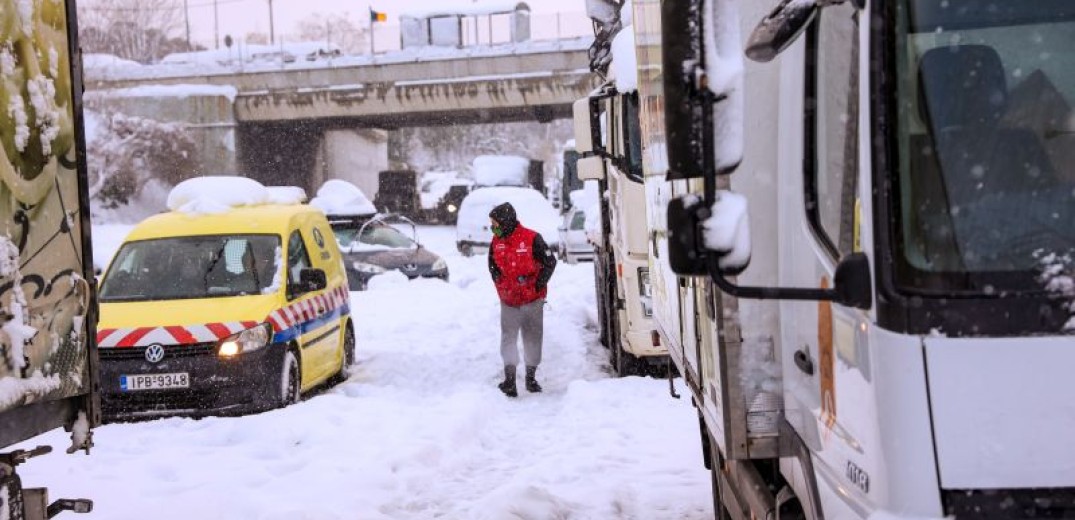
[145,344,166,363]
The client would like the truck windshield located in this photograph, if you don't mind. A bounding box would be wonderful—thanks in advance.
[100,235,281,302]
[891,0,1075,294]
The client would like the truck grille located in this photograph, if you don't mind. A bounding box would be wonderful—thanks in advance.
[98,343,217,361]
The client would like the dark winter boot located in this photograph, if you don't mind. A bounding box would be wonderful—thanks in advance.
[498,365,518,398]
[525,366,542,393]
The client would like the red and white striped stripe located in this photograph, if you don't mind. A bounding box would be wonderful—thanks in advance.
[266,285,350,333]
[97,320,258,348]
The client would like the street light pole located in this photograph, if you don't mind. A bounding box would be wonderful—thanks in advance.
[183,0,191,48]
[214,0,220,49]
[268,0,275,45]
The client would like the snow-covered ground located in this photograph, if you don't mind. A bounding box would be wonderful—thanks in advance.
[19,225,713,519]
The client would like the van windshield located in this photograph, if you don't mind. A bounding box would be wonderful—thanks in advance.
[100,235,282,302]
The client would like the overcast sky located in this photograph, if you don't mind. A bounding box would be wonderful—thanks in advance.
[176,0,590,50]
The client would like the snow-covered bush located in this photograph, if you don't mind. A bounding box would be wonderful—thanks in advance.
[87,111,201,211]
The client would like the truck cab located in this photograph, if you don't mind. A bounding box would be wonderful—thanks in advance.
[573,81,666,376]
[600,0,1075,517]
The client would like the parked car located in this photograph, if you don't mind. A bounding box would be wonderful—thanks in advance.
[96,200,353,421]
[328,213,449,290]
[455,186,560,256]
[558,206,594,263]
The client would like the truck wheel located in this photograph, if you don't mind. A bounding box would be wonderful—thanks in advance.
[277,349,301,407]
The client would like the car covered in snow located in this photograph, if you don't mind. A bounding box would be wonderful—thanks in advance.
[308,179,449,290]
[557,206,593,263]
[455,186,560,256]
[329,214,449,290]
[96,177,354,420]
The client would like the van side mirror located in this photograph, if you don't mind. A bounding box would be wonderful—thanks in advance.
[298,268,327,293]
[577,156,605,181]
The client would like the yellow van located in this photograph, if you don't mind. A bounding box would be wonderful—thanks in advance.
[95,204,352,419]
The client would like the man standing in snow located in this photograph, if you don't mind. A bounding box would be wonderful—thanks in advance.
[488,202,557,397]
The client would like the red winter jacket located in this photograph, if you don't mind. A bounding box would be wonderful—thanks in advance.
[489,224,556,307]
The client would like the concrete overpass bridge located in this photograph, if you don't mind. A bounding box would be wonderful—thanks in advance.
[87,38,599,194]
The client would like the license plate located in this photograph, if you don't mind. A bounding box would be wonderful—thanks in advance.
[121,372,190,391]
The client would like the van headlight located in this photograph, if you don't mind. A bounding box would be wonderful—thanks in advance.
[447,204,458,213]
[219,323,272,357]
[352,261,387,274]
[432,258,447,271]
[638,267,653,318]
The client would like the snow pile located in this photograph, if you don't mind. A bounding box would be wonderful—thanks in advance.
[610,10,638,92]
[266,186,307,205]
[309,179,378,216]
[167,176,266,214]
[584,202,602,245]
[261,247,284,295]
[457,187,561,246]
[98,84,239,102]
[701,191,751,272]
[166,177,304,215]
[83,53,141,71]
[0,235,60,411]
[1036,251,1075,331]
[739,337,783,434]
[366,270,410,290]
[704,0,745,173]
[402,1,526,18]
[0,237,35,372]
[472,155,530,187]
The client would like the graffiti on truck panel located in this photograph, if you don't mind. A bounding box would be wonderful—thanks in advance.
[0,0,91,413]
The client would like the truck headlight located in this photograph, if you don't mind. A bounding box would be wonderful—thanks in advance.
[352,261,387,274]
[447,204,458,213]
[219,323,272,357]
[638,267,653,318]
[432,258,447,271]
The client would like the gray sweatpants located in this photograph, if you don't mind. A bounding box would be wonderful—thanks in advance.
[500,299,544,367]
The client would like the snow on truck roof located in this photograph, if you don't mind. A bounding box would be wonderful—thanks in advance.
[472,155,530,187]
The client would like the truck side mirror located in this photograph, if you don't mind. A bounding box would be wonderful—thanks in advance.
[577,156,606,181]
[661,0,743,178]
[745,0,862,62]
[572,98,597,155]
[667,193,751,276]
[671,194,872,310]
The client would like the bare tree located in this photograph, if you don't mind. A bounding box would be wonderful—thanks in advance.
[245,32,270,45]
[294,12,368,54]
[78,0,189,63]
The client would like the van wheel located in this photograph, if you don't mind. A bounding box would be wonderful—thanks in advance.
[330,323,355,385]
[277,349,301,407]
[344,322,356,366]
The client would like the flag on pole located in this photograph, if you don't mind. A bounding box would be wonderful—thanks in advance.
[370,8,387,22]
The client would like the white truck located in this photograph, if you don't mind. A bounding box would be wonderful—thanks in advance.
[579,0,1075,517]
[573,83,667,376]
[1,1,99,518]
